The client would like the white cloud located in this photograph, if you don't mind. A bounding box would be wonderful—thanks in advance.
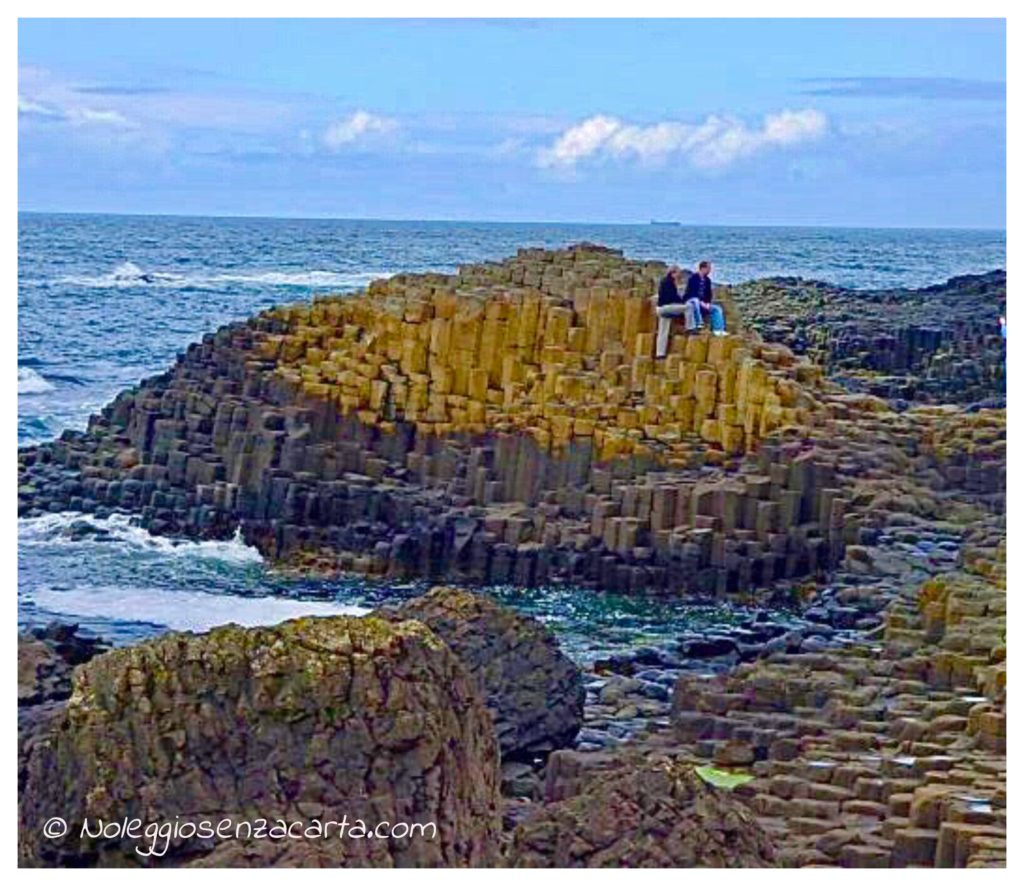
[323,110,398,150]
[18,95,62,118]
[538,109,828,169]
[19,83,137,129]
[541,115,621,167]
[19,65,297,137]
[66,107,135,128]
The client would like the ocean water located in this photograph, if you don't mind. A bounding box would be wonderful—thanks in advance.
[17,212,1006,654]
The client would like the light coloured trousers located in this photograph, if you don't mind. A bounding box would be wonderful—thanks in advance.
[655,302,700,357]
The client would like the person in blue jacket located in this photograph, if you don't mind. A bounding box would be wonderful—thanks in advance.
[683,260,727,336]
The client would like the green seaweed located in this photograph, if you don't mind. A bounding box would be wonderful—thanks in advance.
[694,765,755,791]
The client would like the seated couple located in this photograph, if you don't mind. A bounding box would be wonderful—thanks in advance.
[655,261,726,359]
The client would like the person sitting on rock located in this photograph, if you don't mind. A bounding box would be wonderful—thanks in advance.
[655,265,690,358]
[683,260,727,336]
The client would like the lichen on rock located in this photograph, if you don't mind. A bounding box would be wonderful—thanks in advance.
[19,615,502,867]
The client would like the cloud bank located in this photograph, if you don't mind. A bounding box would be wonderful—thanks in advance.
[538,109,828,170]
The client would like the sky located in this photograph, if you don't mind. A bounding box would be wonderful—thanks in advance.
[18,18,1006,227]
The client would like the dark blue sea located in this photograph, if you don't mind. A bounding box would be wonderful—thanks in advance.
[17,212,1006,656]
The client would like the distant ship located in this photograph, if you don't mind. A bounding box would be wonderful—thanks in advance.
[650,220,682,226]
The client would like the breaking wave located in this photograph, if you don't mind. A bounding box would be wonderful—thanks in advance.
[18,512,369,636]
[18,367,55,395]
[18,512,264,565]
[59,261,389,291]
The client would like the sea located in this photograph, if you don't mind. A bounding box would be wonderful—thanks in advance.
[17,212,1006,658]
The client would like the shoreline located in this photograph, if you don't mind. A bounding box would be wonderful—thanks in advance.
[17,243,1006,867]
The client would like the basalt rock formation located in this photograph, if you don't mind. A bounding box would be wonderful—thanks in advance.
[18,244,886,597]
[16,244,1008,869]
[672,542,1007,868]
[384,587,585,760]
[17,622,107,706]
[538,533,1006,868]
[729,272,1006,405]
[19,616,502,868]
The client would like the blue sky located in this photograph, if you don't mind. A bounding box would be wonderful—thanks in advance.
[18,18,1006,227]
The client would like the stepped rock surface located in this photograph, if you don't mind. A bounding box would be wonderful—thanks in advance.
[384,586,585,759]
[20,242,982,597]
[16,243,1008,868]
[729,272,1006,404]
[19,616,502,868]
[539,532,1006,868]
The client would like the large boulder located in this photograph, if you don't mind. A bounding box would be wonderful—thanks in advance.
[18,624,108,794]
[389,587,585,760]
[19,616,501,867]
[508,756,776,867]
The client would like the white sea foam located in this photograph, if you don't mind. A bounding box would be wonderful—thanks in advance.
[59,262,388,291]
[20,512,368,632]
[18,367,55,395]
[110,260,150,281]
[29,585,368,633]
[18,512,264,566]
[207,270,385,288]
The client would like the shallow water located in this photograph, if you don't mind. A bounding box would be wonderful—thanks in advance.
[17,511,792,663]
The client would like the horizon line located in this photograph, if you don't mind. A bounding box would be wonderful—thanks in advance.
[17,209,1007,234]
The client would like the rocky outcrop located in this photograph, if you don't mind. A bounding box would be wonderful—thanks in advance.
[14,242,1010,869]
[523,537,1006,869]
[18,245,864,597]
[18,623,108,705]
[729,272,1006,404]
[18,624,108,794]
[19,638,72,708]
[19,616,501,868]
[15,249,1006,602]
[508,756,776,867]
[661,546,1007,868]
[387,587,585,759]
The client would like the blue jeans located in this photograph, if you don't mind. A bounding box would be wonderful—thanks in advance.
[702,303,726,332]
[685,299,703,329]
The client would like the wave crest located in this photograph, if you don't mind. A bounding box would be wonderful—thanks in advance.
[58,262,389,291]
[18,367,55,395]
[18,512,264,566]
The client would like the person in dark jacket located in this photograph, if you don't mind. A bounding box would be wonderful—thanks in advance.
[683,260,727,335]
[655,266,689,358]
